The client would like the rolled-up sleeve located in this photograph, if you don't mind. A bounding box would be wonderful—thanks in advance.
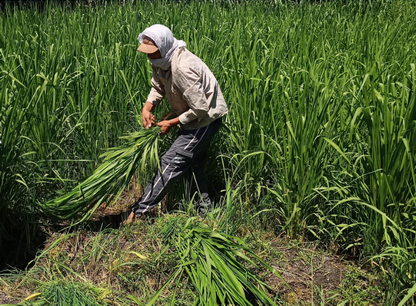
[147,69,165,107]
[175,69,209,125]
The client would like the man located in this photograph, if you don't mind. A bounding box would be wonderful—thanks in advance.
[126,24,228,223]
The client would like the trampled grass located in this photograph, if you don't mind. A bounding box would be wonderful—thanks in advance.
[1,0,416,304]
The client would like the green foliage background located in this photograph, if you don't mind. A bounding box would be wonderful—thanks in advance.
[1,0,416,302]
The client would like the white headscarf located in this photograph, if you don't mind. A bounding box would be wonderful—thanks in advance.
[138,24,186,70]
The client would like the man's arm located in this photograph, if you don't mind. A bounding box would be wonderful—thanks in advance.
[143,67,165,128]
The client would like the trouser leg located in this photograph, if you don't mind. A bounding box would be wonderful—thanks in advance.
[190,152,212,214]
[132,118,222,215]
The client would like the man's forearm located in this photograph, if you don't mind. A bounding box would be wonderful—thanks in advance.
[156,117,180,135]
[143,101,156,113]
[167,117,180,126]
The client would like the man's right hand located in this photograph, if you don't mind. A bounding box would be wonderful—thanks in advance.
[142,102,156,129]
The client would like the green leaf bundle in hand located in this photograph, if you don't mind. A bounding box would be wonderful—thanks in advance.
[40,127,161,221]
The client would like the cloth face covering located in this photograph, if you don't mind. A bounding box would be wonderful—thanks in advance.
[138,24,186,70]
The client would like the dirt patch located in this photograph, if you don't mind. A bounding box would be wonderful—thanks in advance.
[266,240,349,304]
[92,176,142,219]
[0,290,19,304]
[89,177,167,228]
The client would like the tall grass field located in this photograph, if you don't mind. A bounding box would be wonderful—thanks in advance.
[1,0,416,304]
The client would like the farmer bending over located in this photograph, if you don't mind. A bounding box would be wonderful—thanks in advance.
[126,24,228,223]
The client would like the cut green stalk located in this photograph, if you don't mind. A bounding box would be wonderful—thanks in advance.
[40,127,161,221]
[145,216,288,306]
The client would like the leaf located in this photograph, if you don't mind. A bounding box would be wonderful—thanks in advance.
[128,251,147,260]
[398,282,416,306]
[24,293,41,301]
[323,138,350,163]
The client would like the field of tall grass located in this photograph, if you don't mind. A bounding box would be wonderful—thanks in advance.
[1,0,416,304]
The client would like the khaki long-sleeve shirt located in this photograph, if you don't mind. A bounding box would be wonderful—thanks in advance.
[147,47,228,130]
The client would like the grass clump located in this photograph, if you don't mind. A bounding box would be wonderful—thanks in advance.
[3,280,108,306]
[40,280,106,306]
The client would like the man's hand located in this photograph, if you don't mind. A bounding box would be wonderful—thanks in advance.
[157,120,173,135]
[142,101,156,129]
[142,111,155,129]
[157,117,180,135]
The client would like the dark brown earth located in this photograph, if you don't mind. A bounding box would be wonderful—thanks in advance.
[266,241,348,304]
[0,290,19,304]
[89,177,167,227]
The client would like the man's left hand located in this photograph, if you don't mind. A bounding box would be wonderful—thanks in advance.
[157,117,180,135]
[157,120,173,135]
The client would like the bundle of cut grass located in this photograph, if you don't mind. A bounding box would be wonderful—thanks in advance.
[145,216,288,306]
[40,127,161,221]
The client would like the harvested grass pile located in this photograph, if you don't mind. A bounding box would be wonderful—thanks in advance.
[40,127,161,221]
[144,216,287,306]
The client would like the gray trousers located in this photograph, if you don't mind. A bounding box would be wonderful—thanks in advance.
[132,118,222,215]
